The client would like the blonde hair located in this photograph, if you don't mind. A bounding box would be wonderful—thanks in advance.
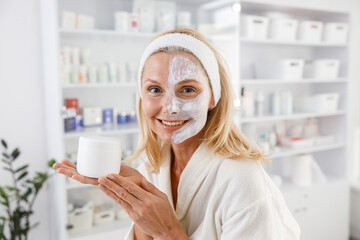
[127,28,270,173]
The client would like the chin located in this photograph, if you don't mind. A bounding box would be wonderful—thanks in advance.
[157,133,173,144]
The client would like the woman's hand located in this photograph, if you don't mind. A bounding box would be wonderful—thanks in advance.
[52,159,98,185]
[98,174,188,240]
[53,160,146,187]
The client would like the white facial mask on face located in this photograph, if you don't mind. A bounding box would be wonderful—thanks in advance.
[167,55,211,144]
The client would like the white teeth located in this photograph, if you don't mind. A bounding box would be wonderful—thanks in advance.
[161,120,185,126]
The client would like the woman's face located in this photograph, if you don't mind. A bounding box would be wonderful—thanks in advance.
[141,51,214,144]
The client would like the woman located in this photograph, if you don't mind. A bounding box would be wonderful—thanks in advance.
[54,28,301,240]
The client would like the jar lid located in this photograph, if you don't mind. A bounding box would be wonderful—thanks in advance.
[79,136,122,151]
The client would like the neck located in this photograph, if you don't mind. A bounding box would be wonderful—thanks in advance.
[170,130,204,173]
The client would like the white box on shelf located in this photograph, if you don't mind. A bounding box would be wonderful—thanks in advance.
[295,93,339,113]
[314,135,335,146]
[78,14,95,29]
[304,59,340,79]
[241,15,269,39]
[82,107,103,127]
[282,59,304,79]
[298,21,323,42]
[323,23,348,43]
[114,11,129,33]
[94,209,116,225]
[62,11,76,29]
[268,18,298,41]
[68,202,94,234]
[255,59,304,79]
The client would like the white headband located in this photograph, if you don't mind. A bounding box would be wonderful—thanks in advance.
[137,33,221,105]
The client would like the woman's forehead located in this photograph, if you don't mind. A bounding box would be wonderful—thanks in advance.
[143,51,204,76]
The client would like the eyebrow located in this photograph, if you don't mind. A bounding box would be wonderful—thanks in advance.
[177,79,201,84]
[143,79,161,84]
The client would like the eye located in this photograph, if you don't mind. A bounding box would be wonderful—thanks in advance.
[148,87,162,94]
[181,87,196,93]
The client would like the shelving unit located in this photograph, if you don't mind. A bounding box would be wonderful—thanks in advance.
[233,1,351,239]
[40,0,356,239]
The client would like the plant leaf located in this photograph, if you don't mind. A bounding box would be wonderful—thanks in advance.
[1,159,10,164]
[1,139,7,149]
[2,153,9,159]
[48,159,56,167]
[0,187,8,199]
[21,188,32,202]
[3,167,13,173]
[5,186,16,192]
[11,148,20,160]
[34,182,42,194]
[17,171,28,181]
[15,164,28,173]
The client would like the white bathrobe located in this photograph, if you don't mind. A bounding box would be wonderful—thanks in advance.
[125,143,301,239]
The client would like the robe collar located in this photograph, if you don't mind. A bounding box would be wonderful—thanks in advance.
[157,142,222,220]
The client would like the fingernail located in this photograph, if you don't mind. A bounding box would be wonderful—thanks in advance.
[108,174,115,180]
[99,184,105,190]
[98,177,106,184]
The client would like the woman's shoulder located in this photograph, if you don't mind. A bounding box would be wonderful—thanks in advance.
[216,157,268,183]
[213,157,276,204]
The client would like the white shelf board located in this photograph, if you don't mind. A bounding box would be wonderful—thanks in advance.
[268,142,345,159]
[240,78,348,85]
[64,122,139,139]
[62,82,137,89]
[240,37,347,47]
[238,0,350,14]
[240,110,346,123]
[59,28,156,38]
[69,218,132,240]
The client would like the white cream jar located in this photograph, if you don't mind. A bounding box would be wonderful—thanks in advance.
[76,136,122,178]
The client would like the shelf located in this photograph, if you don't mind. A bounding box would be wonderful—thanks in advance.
[268,142,345,159]
[69,218,132,240]
[241,78,347,85]
[59,28,156,38]
[64,122,139,139]
[240,37,347,47]
[240,110,346,123]
[62,82,137,89]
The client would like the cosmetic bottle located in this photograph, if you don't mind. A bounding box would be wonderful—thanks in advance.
[255,90,265,116]
[271,91,281,115]
[241,88,254,117]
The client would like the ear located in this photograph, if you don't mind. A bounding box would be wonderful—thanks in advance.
[208,95,215,111]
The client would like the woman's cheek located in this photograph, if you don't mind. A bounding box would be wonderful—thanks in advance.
[142,97,161,120]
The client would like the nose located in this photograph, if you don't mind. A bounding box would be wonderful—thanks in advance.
[165,95,180,115]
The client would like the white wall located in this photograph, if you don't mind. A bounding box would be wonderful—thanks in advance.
[0,0,50,239]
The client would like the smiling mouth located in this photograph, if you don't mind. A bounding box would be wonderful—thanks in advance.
[159,119,189,127]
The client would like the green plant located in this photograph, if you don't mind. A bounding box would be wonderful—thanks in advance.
[0,139,56,240]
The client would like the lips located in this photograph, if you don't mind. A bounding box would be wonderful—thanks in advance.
[157,119,189,130]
